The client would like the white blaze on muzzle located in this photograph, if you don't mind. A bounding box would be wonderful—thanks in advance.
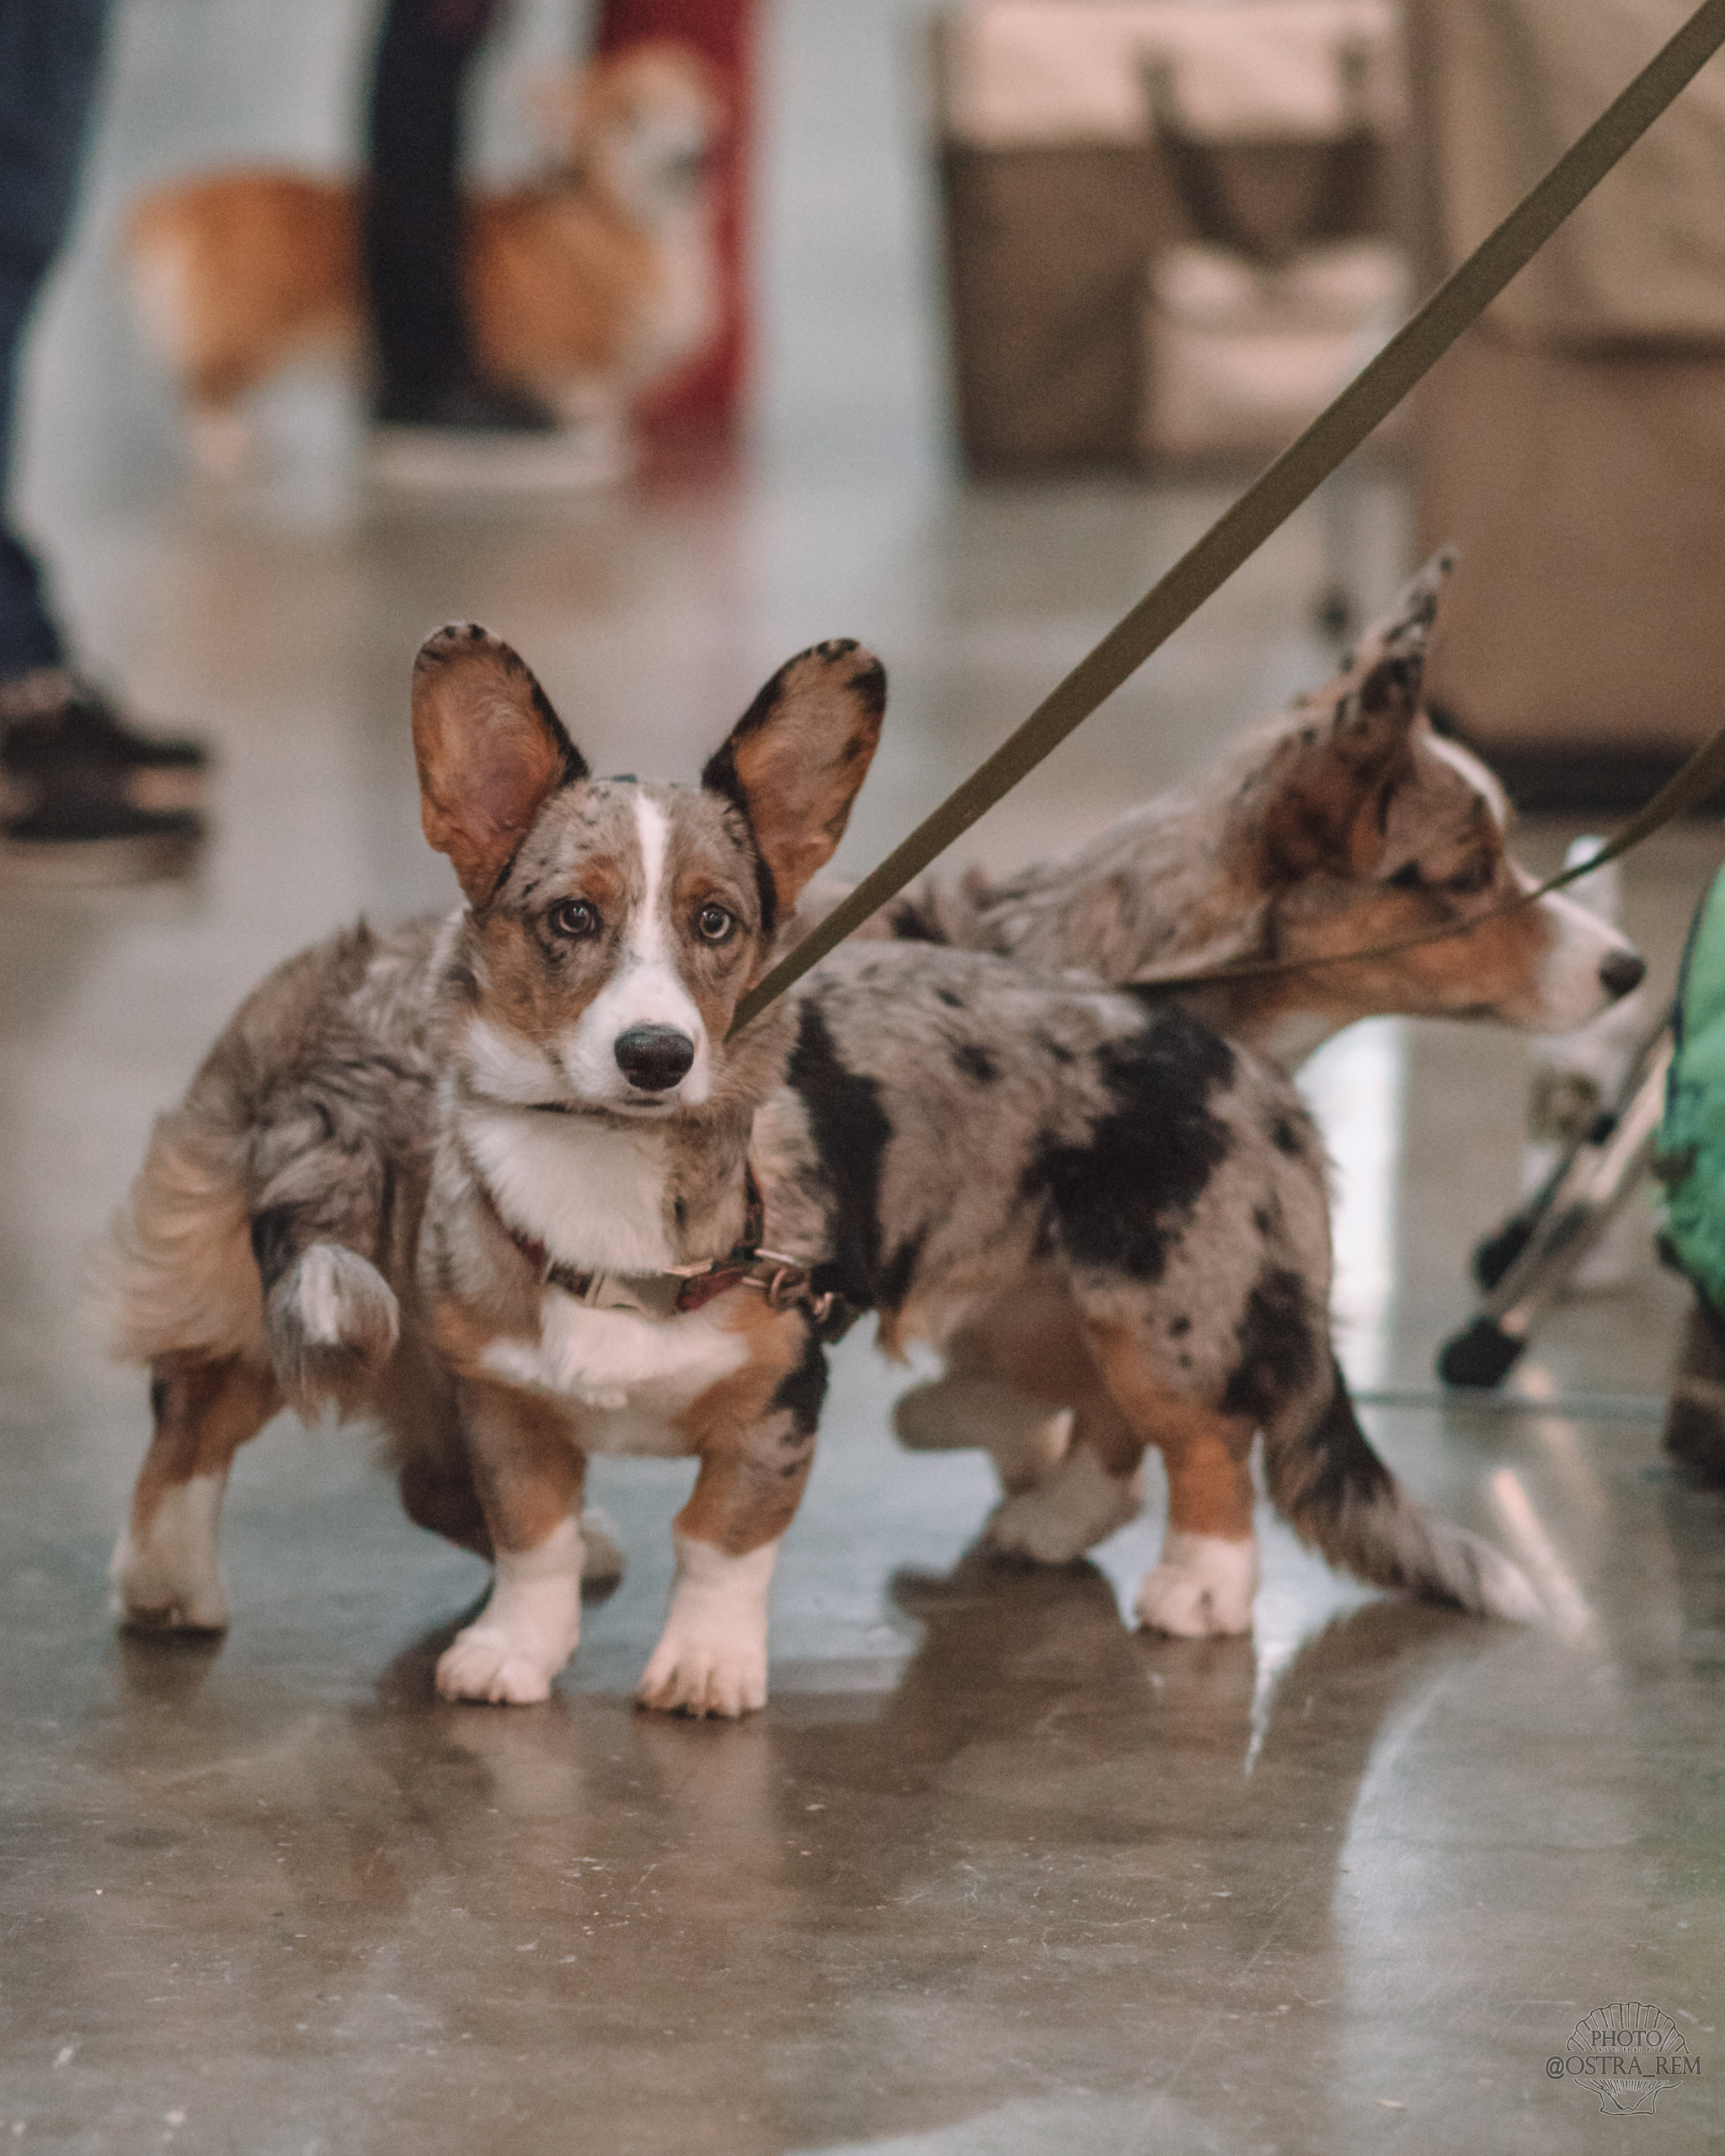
[564,791,712,1106]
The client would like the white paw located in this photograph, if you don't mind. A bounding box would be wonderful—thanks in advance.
[984,1447,1143,1563]
[1135,1532,1260,1637]
[435,1518,582,1705]
[636,1629,766,1719]
[435,1625,557,1705]
[636,1534,775,1718]
[113,1543,231,1633]
[111,1476,230,1632]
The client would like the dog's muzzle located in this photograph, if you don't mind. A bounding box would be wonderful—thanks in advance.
[614,1024,696,1091]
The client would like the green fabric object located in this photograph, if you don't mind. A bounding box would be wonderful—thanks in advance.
[1660,865,1725,1305]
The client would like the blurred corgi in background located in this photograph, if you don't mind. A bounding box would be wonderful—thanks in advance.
[123,41,722,481]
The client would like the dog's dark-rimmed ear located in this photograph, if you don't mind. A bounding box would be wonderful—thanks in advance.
[411,624,587,907]
[1295,546,1454,712]
[701,639,885,928]
[1348,546,1454,676]
[1258,635,1430,881]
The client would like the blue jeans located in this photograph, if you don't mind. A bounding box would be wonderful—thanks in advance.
[0,0,113,681]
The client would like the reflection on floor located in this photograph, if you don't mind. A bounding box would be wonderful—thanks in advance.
[5,2,1725,2150]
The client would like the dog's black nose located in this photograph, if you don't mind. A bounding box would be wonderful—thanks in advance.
[1599,948,1646,1001]
[614,1024,696,1091]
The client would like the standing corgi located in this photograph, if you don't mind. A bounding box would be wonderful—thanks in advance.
[125,43,722,480]
[104,628,1535,1709]
[883,557,1647,1509]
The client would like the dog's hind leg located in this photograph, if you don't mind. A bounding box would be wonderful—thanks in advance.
[895,1376,1073,1492]
[112,1352,280,1632]
[902,1276,1097,1499]
[981,1390,1146,1564]
[1076,1315,1262,1636]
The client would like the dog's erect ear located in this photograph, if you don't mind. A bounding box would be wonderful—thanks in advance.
[1259,639,1429,880]
[702,640,886,926]
[1347,546,1453,677]
[1294,547,1454,713]
[412,624,587,907]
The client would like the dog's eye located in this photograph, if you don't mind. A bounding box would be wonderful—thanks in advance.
[1445,857,1495,895]
[549,899,600,939]
[697,904,735,943]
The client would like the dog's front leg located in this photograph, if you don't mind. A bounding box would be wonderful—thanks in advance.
[435,1380,587,1706]
[638,1314,822,1719]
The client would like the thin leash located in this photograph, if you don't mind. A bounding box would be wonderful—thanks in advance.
[731,0,1725,1036]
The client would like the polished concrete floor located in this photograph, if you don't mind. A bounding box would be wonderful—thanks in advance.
[4,3,1725,2150]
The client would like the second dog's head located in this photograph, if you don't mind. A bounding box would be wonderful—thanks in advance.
[1229,552,1647,1052]
[413,626,884,1119]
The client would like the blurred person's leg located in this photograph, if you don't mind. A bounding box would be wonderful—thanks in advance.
[0,0,205,881]
[364,0,556,435]
[0,0,108,684]
[595,0,756,435]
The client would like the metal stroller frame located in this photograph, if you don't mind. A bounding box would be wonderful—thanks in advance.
[1437,1015,1675,1387]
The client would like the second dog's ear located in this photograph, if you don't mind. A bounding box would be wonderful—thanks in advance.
[702,640,886,925]
[411,625,587,906]
[1261,646,1426,879]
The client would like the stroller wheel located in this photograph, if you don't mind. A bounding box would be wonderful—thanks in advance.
[1471,1212,1536,1293]
[1438,1317,1525,1389]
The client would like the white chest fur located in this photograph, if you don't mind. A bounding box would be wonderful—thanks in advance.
[462,1102,679,1273]
[482,1290,750,1448]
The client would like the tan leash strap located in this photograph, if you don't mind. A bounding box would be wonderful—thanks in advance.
[731,0,1725,1037]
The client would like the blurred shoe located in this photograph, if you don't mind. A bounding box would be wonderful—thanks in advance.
[367,373,630,493]
[0,669,210,815]
[0,760,203,888]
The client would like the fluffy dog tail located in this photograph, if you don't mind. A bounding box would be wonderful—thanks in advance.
[260,1240,399,1421]
[99,1109,264,1368]
[99,1106,400,1422]
[1265,1357,1542,1623]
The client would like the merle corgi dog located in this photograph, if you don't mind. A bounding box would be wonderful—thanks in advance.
[876,554,1647,1518]
[104,628,1536,1713]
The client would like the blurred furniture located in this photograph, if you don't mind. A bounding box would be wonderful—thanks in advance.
[932,0,1407,475]
[1407,0,1725,805]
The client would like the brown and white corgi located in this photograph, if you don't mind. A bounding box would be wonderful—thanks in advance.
[879,555,1648,1511]
[102,627,1536,1710]
[124,41,722,480]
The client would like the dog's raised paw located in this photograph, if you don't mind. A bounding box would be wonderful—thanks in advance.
[983,1446,1144,1563]
[1134,1532,1259,1637]
[435,1626,557,1705]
